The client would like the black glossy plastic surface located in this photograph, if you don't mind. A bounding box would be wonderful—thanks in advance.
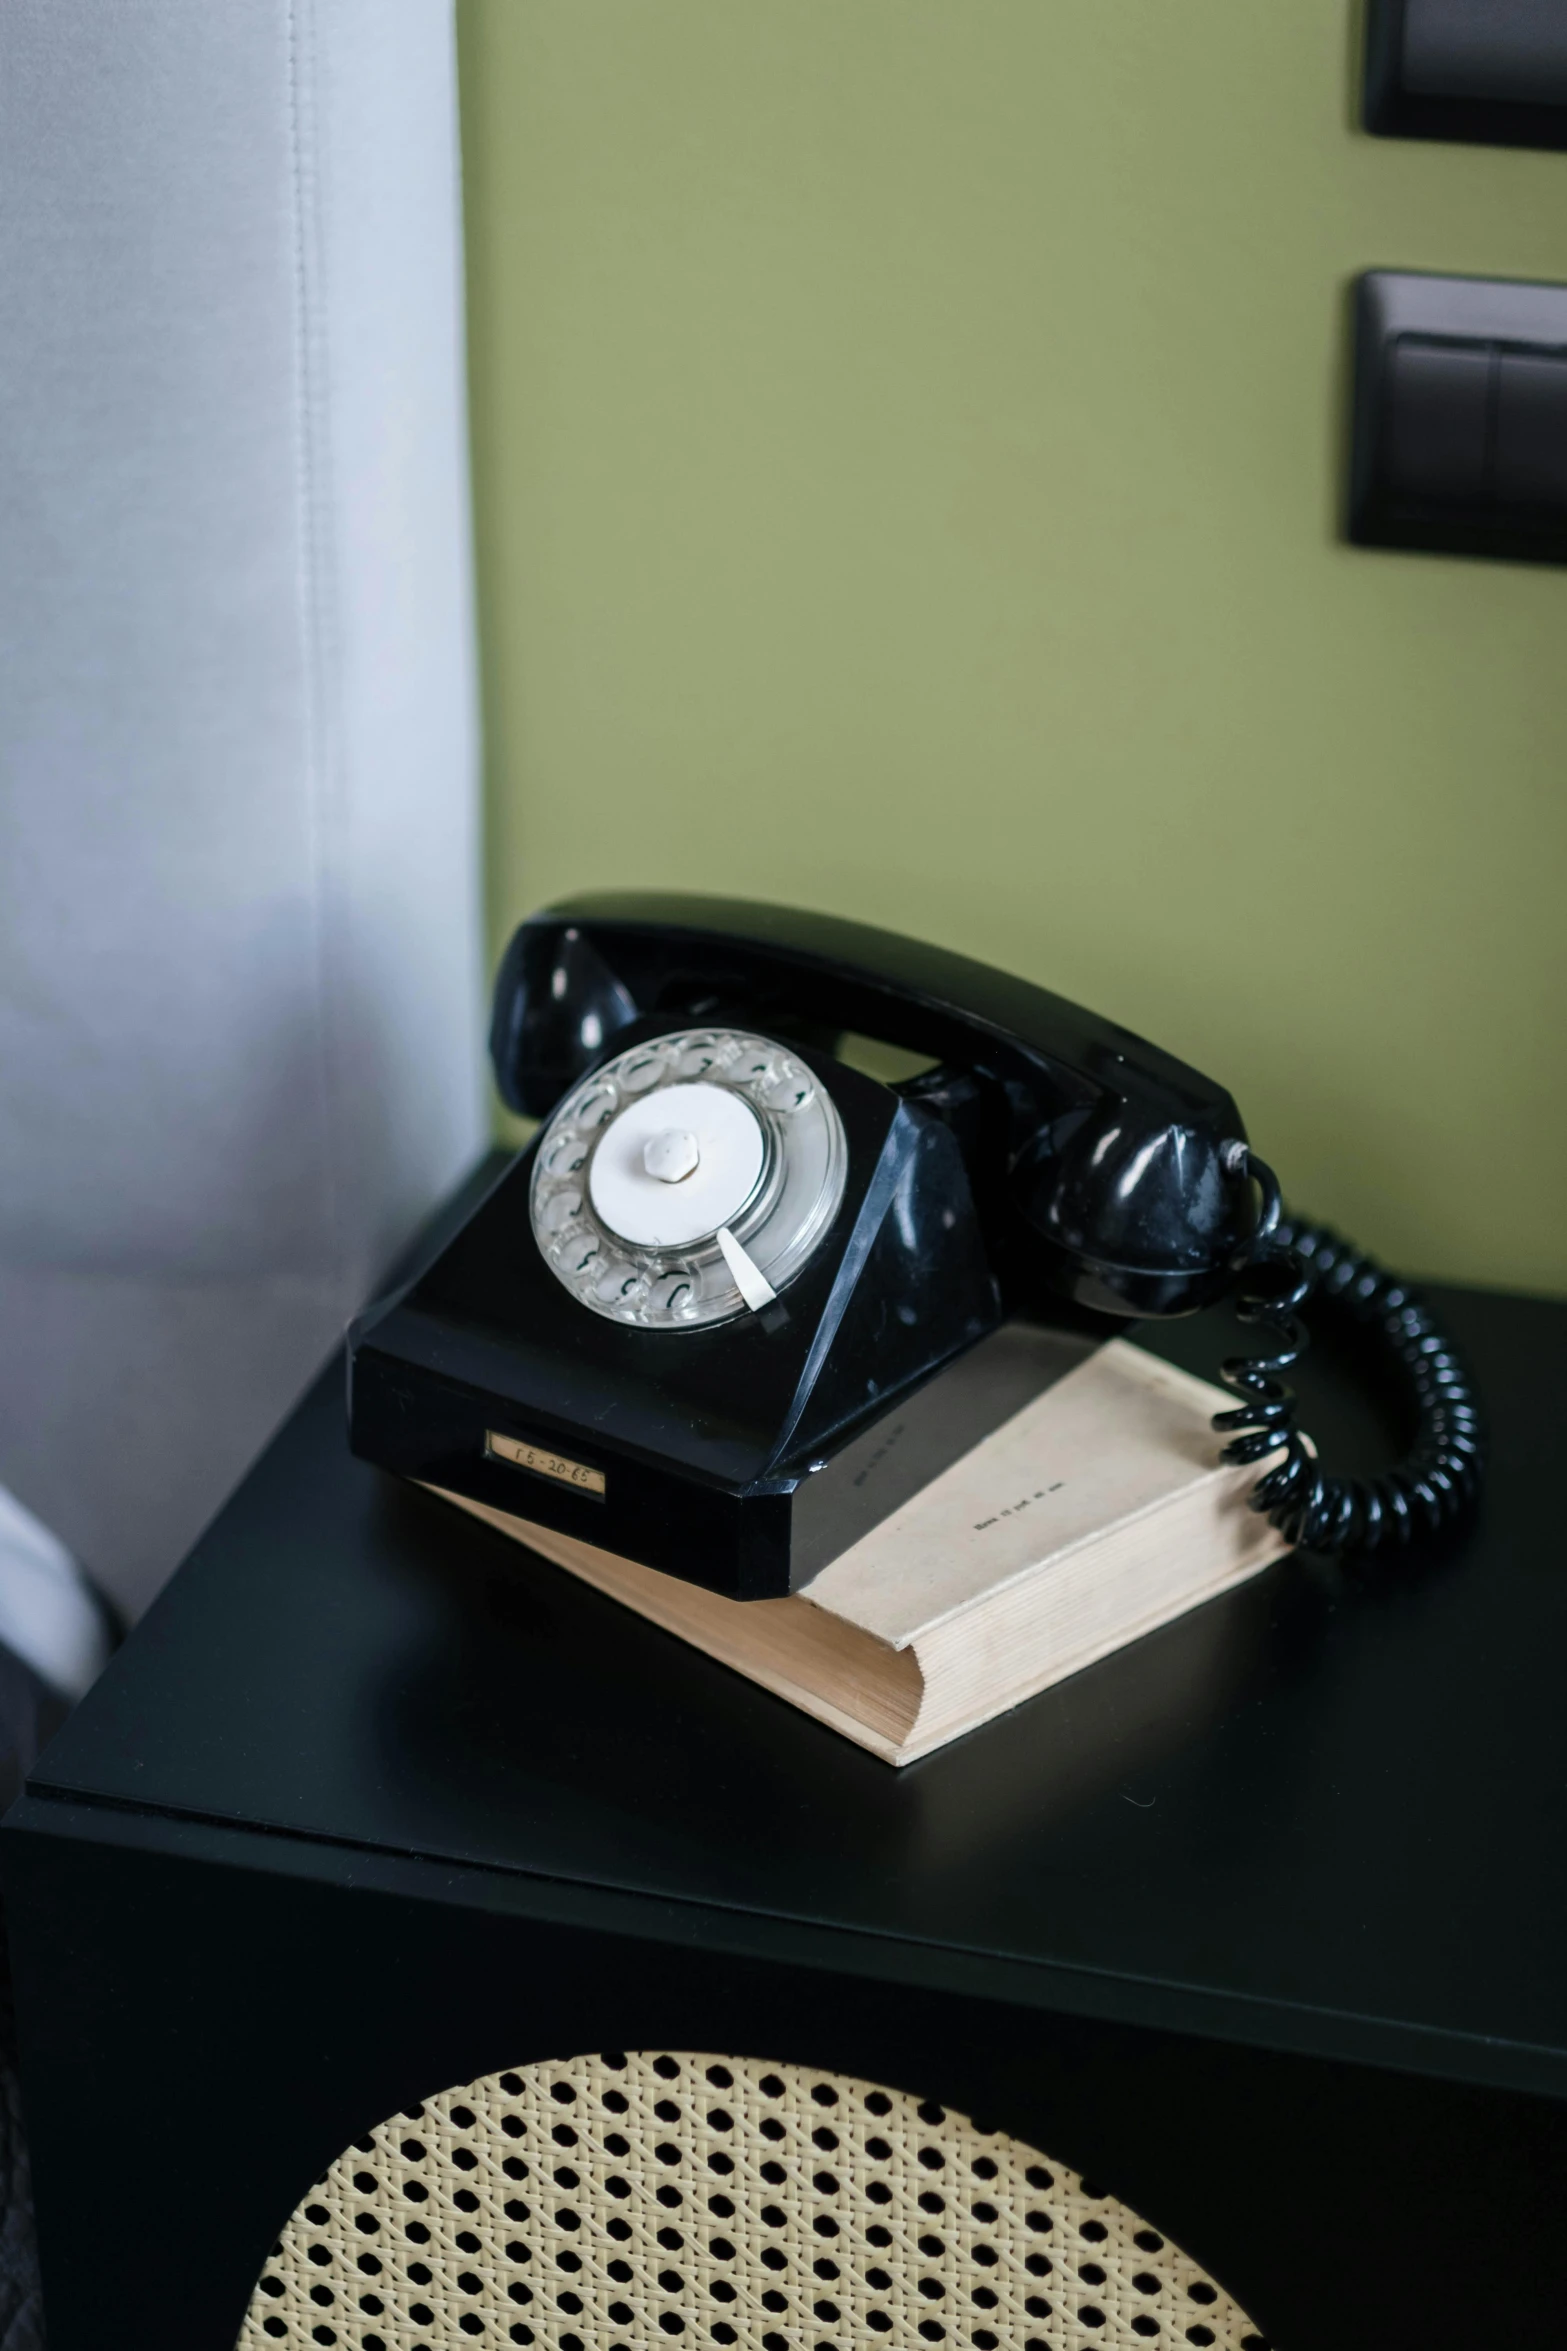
[349,1047,1001,1597]
[491,894,1250,1318]
[32,1169,1567,2102]
[1364,0,1567,150]
[1350,270,1567,564]
[356,899,1267,1597]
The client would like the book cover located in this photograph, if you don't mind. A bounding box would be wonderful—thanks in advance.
[434,1330,1288,1764]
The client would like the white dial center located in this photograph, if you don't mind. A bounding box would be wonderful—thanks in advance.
[588,1081,766,1248]
[642,1128,700,1185]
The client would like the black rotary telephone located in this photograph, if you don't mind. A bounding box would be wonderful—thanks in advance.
[348,894,1481,1599]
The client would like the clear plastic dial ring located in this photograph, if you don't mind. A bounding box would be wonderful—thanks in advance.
[528,1028,848,1328]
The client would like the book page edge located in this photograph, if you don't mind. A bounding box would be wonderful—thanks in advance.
[893,1524,1288,1763]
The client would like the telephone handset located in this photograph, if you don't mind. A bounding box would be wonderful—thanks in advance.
[349,894,1481,1599]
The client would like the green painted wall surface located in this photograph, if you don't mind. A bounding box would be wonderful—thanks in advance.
[458,0,1567,1294]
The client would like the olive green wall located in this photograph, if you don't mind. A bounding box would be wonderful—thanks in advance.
[458,0,1567,1294]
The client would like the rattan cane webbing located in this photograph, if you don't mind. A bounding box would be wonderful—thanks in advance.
[237,2050,1268,2351]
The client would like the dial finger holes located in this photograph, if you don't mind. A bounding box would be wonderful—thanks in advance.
[674,1035,730,1079]
[762,1066,814,1114]
[538,1189,582,1235]
[542,1133,588,1180]
[649,1272,699,1318]
[557,1230,602,1279]
[574,1085,618,1128]
[592,1263,646,1309]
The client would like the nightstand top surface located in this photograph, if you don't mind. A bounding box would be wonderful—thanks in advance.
[28,1168,1567,2092]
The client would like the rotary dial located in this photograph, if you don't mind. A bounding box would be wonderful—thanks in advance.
[529,1028,848,1328]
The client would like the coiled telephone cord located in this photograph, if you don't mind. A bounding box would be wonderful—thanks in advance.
[1214,1149,1484,1555]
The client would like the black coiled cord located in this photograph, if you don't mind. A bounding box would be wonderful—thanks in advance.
[1213,1147,1485,1554]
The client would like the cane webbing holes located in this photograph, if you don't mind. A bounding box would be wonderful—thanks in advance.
[236,2053,1267,2350]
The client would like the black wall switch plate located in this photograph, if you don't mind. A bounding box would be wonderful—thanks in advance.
[1349,270,1567,564]
[1365,0,1567,149]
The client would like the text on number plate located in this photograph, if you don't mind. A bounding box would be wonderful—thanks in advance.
[485,1431,606,1496]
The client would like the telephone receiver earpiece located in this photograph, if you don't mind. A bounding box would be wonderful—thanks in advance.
[492,891,1255,1320]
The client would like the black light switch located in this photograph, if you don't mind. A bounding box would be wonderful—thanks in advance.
[1365,0,1567,150]
[1494,351,1567,518]
[1350,271,1567,564]
[1383,339,1489,506]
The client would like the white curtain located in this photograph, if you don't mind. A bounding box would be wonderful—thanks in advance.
[0,0,486,1621]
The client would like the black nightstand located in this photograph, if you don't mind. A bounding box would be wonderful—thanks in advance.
[5,1164,1565,2351]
